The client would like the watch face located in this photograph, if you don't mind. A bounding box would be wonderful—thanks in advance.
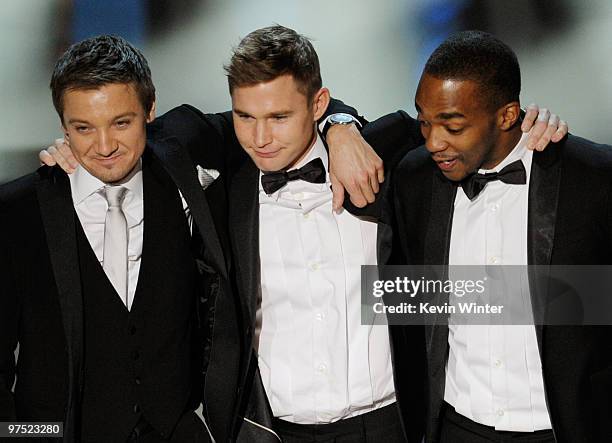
[331,113,354,124]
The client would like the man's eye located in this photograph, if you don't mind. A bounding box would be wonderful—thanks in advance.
[238,114,252,120]
[273,115,287,121]
[76,126,90,133]
[418,120,429,127]
[116,120,131,128]
[446,127,463,135]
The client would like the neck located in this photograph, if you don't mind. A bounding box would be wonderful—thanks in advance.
[481,126,522,170]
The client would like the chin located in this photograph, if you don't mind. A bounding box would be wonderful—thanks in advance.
[86,163,134,184]
[253,157,286,173]
[442,170,468,182]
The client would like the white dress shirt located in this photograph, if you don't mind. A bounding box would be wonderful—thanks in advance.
[68,160,193,312]
[69,163,144,311]
[444,132,552,431]
[257,134,396,424]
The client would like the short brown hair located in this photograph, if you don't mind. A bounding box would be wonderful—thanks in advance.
[224,25,322,101]
[50,35,155,122]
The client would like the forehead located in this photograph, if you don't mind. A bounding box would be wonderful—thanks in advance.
[231,74,308,113]
[415,75,484,119]
[62,83,142,119]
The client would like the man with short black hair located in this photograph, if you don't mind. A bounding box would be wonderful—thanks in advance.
[375,30,612,442]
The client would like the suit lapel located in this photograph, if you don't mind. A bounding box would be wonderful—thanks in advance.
[424,171,456,393]
[229,160,260,332]
[147,138,228,279]
[425,172,456,266]
[528,147,562,348]
[35,167,83,441]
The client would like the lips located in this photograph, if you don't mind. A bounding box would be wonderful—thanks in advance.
[254,149,280,158]
[95,155,123,166]
[433,156,459,172]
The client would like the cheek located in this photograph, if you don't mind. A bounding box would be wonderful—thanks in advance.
[461,138,488,168]
[232,123,252,147]
[67,135,93,160]
[122,128,147,149]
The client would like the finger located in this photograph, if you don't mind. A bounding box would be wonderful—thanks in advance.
[535,114,559,151]
[521,103,539,132]
[526,108,551,150]
[369,167,380,194]
[551,120,568,143]
[358,172,376,204]
[373,155,384,185]
[39,149,57,166]
[57,139,79,169]
[534,114,559,151]
[537,107,550,123]
[330,173,345,212]
[377,166,385,184]
[47,145,74,173]
[347,178,367,208]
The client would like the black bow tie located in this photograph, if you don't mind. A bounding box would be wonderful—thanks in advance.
[261,158,326,194]
[461,159,526,200]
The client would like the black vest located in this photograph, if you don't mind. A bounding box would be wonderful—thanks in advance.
[77,156,199,442]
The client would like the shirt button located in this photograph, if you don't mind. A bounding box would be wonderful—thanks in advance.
[135,377,141,385]
[490,204,499,212]
[303,212,311,219]
[489,256,499,264]
[310,262,320,271]
[129,326,137,335]
[497,409,505,417]
[494,359,502,368]
[294,192,304,200]
[133,404,141,414]
[132,350,140,360]
[317,363,327,373]
[315,312,325,321]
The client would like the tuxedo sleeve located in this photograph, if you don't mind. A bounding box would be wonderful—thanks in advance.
[343,110,425,218]
[148,104,239,176]
[0,207,17,419]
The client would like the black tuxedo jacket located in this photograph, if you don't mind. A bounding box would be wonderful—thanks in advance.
[386,132,612,443]
[150,100,389,442]
[0,141,229,442]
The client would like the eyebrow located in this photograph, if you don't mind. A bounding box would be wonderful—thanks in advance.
[113,112,137,120]
[436,112,465,120]
[67,112,137,125]
[414,103,465,120]
[233,108,294,117]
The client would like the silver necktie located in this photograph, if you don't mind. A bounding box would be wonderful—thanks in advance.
[103,186,128,306]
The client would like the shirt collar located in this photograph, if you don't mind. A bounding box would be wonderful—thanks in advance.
[69,159,143,206]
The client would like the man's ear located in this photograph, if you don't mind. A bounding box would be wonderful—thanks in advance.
[61,124,70,143]
[312,88,330,121]
[497,101,521,131]
[147,101,156,123]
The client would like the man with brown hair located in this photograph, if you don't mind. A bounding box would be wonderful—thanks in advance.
[1,35,221,442]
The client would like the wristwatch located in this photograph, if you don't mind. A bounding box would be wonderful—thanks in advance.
[322,113,359,139]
